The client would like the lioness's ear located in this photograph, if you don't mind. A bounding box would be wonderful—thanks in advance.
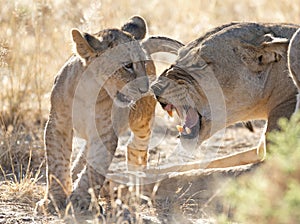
[239,33,289,72]
[121,16,147,40]
[71,29,97,61]
[260,33,289,55]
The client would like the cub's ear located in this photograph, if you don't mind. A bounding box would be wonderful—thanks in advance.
[238,33,289,72]
[71,29,97,61]
[121,16,147,40]
[71,29,116,63]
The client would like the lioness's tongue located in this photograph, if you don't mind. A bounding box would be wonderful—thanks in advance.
[164,104,173,117]
[176,108,199,135]
[185,108,199,128]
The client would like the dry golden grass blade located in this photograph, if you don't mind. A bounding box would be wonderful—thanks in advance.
[0,170,44,206]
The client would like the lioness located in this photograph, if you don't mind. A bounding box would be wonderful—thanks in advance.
[44,16,182,212]
[152,22,299,169]
[288,28,300,112]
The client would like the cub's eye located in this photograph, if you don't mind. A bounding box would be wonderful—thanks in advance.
[124,63,133,70]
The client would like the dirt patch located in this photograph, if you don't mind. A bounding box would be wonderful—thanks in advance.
[0,112,265,223]
[0,201,60,224]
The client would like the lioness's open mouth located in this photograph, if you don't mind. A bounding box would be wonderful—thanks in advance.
[160,102,202,139]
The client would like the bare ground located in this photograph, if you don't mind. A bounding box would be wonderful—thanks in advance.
[0,113,265,223]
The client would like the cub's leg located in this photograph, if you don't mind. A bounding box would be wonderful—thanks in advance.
[45,101,73,209]
[127,95,156,169]
[69,96,118,211]
[71,144,87,182]
[127,60,157,169]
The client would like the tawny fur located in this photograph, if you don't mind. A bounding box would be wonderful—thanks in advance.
[44,16,156,212]
[44,14,184,212]
[288,28,300,112]
[152,22,300,169]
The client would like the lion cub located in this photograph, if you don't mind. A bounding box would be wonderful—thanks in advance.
[44,16,156,212]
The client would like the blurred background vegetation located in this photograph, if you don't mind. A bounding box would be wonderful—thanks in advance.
[1,0,300,128]
[221,114,300,224]
[1,0,300,125]
[0,0,300,222]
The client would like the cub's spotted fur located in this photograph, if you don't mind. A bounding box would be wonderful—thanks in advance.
[45,16,156,211]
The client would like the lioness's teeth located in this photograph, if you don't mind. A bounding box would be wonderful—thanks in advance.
[185,127,191,134]
[167,110,173,117]
[176,125,183,133]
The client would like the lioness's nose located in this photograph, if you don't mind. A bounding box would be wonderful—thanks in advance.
[151,69,170,97]
[151,81,170,97]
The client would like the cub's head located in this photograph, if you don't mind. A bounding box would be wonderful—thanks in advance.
[71,16,152,107]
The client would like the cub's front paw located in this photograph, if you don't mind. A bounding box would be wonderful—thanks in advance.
[44,193,68,215]
[68,187,104,217]
[68,191,91,212]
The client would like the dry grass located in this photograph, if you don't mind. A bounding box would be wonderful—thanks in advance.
[1,0,300,223]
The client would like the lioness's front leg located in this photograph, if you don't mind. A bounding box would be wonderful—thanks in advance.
[206,96,297,168]
[206,140,266,169]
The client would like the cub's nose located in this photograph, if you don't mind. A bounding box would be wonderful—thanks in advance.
[138,78,149,94]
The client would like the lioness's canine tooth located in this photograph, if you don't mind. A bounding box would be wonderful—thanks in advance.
[185,127,191,134]
[176,125,183,133]
[167,110,173,117]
